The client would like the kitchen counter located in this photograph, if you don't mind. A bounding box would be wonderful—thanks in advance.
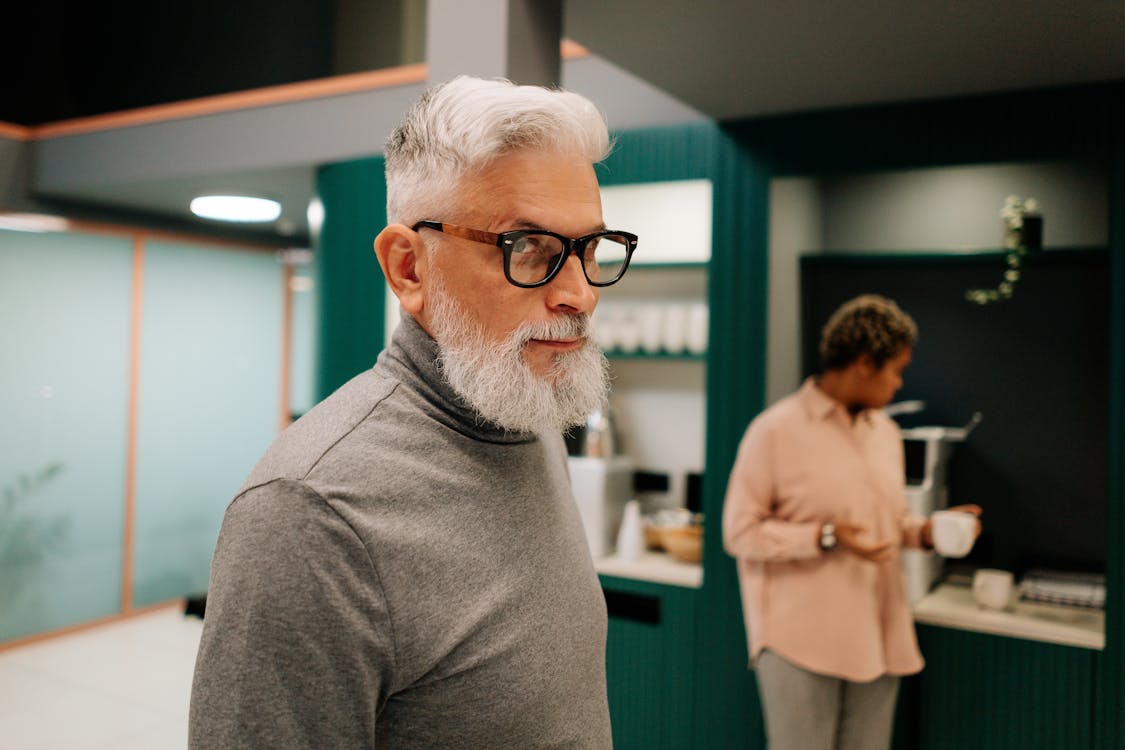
[913,581,1104,650]
[595,551,704,589]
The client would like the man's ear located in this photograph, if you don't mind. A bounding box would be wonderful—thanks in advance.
[374,224,426,316]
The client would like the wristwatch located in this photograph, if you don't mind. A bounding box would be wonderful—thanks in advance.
[819,523,838,552]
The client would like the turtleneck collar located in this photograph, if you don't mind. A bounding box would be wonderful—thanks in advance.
[375,313,539,445]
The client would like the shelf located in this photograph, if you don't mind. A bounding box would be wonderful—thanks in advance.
[605,350,705,361]
[628,261,710,271]
[913,581,1104,650]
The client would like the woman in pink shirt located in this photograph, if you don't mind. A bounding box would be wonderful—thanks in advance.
[723,294,979,750]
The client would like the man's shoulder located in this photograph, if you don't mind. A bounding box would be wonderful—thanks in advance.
[237,368,404,494]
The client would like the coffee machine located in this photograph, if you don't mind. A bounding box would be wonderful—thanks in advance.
[894,408,982,602]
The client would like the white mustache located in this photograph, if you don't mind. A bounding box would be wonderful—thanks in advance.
[512,315,590,346]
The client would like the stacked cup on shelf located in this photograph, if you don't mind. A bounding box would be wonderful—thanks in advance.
[593,302,708,356]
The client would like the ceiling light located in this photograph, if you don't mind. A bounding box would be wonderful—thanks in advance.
[0,213,70,233]
[190,195,282,223]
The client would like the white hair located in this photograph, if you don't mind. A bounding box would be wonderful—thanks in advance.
[384,76,611,225]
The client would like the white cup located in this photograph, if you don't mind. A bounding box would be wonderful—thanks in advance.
[930,510,977,558]
[663,304,688,353]
[972,568,1015,610]
[686,304,708,354]
[638,305,665,354]
[616,310,641,353]
[592,305,618,351]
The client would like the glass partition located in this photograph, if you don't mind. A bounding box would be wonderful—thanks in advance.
[0,229,133,640]
[132,240,284,607]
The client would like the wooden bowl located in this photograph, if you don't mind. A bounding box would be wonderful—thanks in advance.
[659,525,703,564]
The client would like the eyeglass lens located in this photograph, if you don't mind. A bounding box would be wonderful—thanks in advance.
[508,233,631,285]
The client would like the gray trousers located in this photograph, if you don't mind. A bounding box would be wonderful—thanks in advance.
[755,650,900,750]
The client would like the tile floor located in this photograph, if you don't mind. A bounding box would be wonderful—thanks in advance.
[0,606,203,750]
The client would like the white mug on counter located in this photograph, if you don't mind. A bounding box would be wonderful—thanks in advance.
[972,568,1016,610]
[930,510,977,558]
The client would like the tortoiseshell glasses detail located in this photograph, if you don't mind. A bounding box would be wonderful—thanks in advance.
[411,221,638,288]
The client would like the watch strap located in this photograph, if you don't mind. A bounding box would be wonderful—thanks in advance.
[819,523,837,552]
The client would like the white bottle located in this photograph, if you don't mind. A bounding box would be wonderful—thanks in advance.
[616,500,644,562]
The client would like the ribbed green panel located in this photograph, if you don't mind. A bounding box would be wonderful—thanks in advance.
[0,229,132,641]
[915,626,1095,750]
[693,130,772,750]
[314,157,387,400]
[597,125,717,187]
[601,576,697,750]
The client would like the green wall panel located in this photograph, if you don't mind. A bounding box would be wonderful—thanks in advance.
[315,157,387,400]
[0,229,132,641]
[913,626,1096,750]
[601,577,698,750]
[595,124,772,750]
[133,239,283,607]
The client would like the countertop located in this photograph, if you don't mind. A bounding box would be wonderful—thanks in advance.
[595,551,704,589]
[913,581,1105,650]
[593,561,1105,650]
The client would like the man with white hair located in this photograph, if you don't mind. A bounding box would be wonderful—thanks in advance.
[188,76,636,749]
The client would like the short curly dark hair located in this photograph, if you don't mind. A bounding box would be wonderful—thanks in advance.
[819,294,918,372]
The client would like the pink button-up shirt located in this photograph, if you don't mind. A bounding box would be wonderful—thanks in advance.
[723,378,926,682]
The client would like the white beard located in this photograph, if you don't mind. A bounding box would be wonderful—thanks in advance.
[426,274,609,434]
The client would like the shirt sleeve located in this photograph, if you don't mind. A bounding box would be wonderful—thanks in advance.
[189,479,395,750]
[722,418,820,562]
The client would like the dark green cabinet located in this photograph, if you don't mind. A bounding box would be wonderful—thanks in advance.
[601,576,699,749]
[894,626,1098,750]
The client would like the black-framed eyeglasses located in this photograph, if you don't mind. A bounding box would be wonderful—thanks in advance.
[411,220,638,288]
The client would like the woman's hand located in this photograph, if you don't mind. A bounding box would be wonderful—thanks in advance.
[836,523,896,562]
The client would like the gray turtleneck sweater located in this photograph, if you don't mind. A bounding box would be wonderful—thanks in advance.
[189,315,611,749]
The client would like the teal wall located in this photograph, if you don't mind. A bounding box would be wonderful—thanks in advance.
[0,229,287,642]
[0,229,132,640]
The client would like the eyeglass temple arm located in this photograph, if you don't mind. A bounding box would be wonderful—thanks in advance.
[414,221,500,246]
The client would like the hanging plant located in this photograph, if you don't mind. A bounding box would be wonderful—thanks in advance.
[965,195,1043,305]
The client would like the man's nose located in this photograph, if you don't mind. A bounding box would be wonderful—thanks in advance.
[545,254,598,314]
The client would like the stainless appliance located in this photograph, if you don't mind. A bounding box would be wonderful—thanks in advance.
[567,456,634,559]
[894,410,982,603]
